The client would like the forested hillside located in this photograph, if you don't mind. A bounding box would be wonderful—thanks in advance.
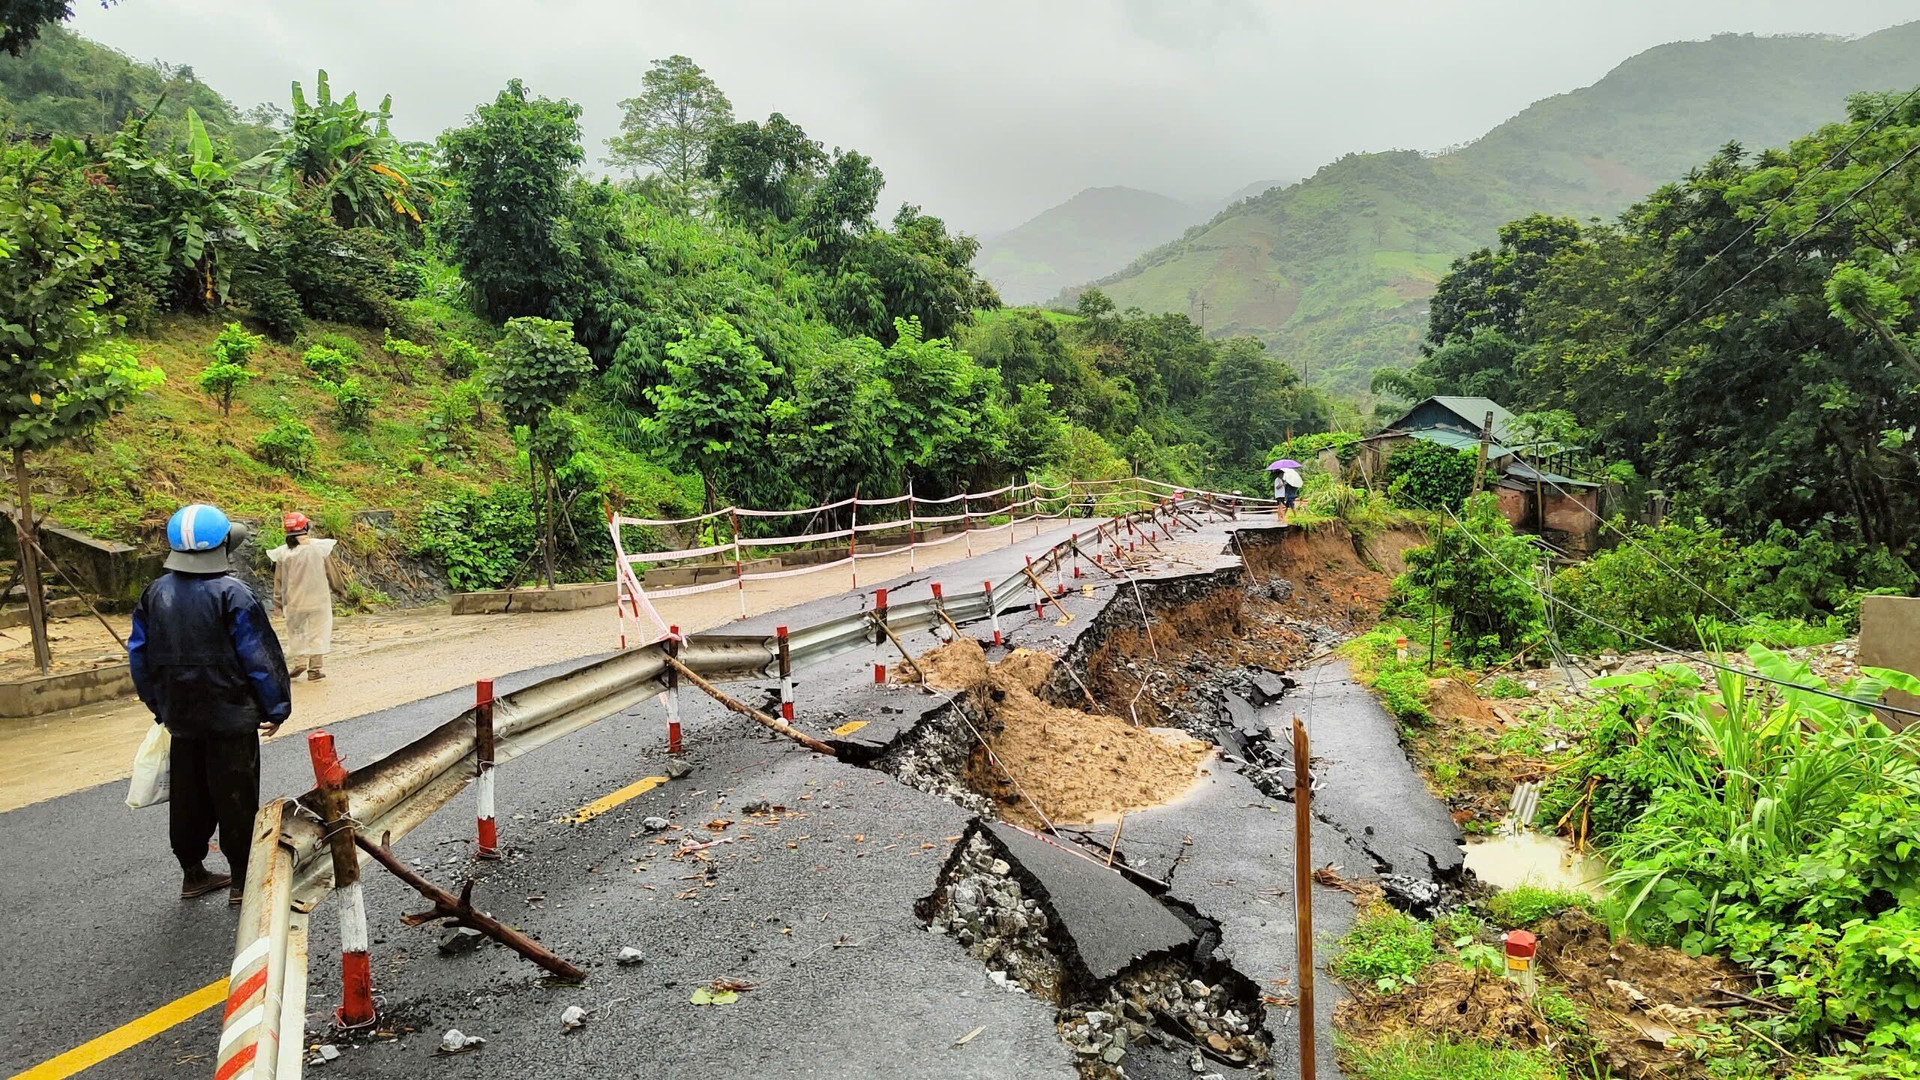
[1074,23,1920,395]
[0,32,1327,596]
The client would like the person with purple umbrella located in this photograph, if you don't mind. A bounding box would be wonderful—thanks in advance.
[1269,459,1304,523]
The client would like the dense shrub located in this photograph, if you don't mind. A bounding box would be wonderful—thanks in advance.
[1551,520,1743,650]
[423,380,486,455]
[1399,493,1543,663]
[1332,904,1436,993]
[210,322,262,367]
[407,486,536,592]
[196,362,252,416]
[1385,439,1477,511]
[254,418,318,474]
[443,336,485,378]
[301,344,352,383]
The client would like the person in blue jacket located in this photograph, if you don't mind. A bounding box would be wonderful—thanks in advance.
[129,504,292,904]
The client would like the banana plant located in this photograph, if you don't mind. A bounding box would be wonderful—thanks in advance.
[264,70,444,231]
[99,108,279,306]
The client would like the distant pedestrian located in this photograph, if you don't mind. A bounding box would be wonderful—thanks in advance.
[268,511,343,680]
[1272,463,1303,523]
[129,504,292,904]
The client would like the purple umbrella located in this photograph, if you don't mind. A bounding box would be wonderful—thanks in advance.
[1267,459,1302,471]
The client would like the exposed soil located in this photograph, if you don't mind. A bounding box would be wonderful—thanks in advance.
[1335,908,1754,1080]
[899,639,1211,828]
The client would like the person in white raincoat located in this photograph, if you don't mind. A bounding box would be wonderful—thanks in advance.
[267,511,343,680]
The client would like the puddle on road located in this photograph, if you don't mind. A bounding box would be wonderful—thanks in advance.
[1465,831,1608,896]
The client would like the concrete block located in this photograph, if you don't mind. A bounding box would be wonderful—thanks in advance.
[0,662,134,718]
[1860,595,1920,728]
[449,580,618,615]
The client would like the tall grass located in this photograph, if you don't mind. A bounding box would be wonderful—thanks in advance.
[1598,647,1920,949]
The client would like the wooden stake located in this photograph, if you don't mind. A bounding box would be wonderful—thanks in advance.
[870,612,926,683]
[356,833,586,982]
[1293,716,1317,1080]
[661,653,837,756]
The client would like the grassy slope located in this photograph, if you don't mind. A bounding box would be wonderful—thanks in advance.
[36,308,690,549]
[974,186,1205,305]
[1076,23,1920,397]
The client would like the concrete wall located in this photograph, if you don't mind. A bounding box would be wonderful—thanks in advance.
[1860,595,1920,729]
[0,662,133,718]
[1494,487,1530,529]
[0,504,165,610]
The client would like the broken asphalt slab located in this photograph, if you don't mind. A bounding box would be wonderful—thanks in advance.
[974,820,1197,987]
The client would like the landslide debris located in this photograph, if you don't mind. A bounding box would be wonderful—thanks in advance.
[899,638,1211,828]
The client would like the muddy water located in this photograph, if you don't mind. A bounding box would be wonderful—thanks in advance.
[1465,831,1610,897]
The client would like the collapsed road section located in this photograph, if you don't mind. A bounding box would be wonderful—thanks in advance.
[834,518,1465,1079]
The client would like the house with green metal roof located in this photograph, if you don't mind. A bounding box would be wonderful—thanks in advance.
[1350,396,1608,553]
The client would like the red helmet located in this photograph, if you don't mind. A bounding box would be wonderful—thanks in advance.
[282,511,311,535]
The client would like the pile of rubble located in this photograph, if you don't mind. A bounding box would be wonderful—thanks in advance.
[1059,962,1266,1079]
[876,697,996,815]
[926,834,1064,1002]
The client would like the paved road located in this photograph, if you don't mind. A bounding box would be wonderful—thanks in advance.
[0,514,1458,1080]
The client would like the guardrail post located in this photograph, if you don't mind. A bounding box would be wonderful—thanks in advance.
[308,731,375,1029]
[906,481,917,572]
[872,588,889,684]
[665,626,683,754]
[777,625,795,723]
[985,579,1002,646]
[962,495,974,557]
[475,678,499,861]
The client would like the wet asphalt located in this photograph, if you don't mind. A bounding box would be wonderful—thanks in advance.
[0,514,1457,1080]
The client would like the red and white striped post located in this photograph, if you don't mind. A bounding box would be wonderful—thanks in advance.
[905,481,917,573]
[731,509,747,621]
[849,495,860,590]
[931,582,951,641]
[985,579,1002,646]
[664,626,683,754]
[308,731,375,1028]
[776,626,795,723]
[1025,556,1042,617]
[872,588,889,684]
[475,678,499,861]
[962,495,974,557]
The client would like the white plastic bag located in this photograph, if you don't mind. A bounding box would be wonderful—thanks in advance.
[127,723,171,809]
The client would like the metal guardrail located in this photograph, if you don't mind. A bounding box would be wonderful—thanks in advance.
[213,500,1214,1079]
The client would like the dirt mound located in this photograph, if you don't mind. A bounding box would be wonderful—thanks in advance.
[971,678,1210,827]
[903,638,1211,828]
[1239,522,1414,632]
[906,638,992,693]
[1337,966,1547,1047]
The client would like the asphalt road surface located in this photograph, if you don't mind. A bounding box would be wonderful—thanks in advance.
[0,515,1457,1080]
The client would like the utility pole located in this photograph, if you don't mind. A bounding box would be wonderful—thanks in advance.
[1472,410,1494,496]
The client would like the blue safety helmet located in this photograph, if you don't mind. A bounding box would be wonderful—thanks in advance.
[164,503,240,573]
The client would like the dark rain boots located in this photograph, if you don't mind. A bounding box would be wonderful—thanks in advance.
[181,864,232,899]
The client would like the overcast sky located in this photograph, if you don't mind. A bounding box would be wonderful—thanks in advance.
[70,0,1919,235]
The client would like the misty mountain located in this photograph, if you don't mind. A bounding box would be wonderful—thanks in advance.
[1068,23,1920,395]
[974,187,1203,305]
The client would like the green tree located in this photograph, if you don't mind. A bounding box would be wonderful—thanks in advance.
[0,141,160,668]
[488,316,593,585]
[871,318,1007,493]
[767,336,887,505]
[604,55,732,207]
[97,108,271,308]
[0,0,113,56]
[1204,337,1317,473]
[1005,381,1068,473]
[641,316,777,511]
[439,80,584,319]
[702,112,825,224]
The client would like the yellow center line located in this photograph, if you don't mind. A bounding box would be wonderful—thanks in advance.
[9,977,226,1080]
[831,720,869,736]
[567,776,669,824]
